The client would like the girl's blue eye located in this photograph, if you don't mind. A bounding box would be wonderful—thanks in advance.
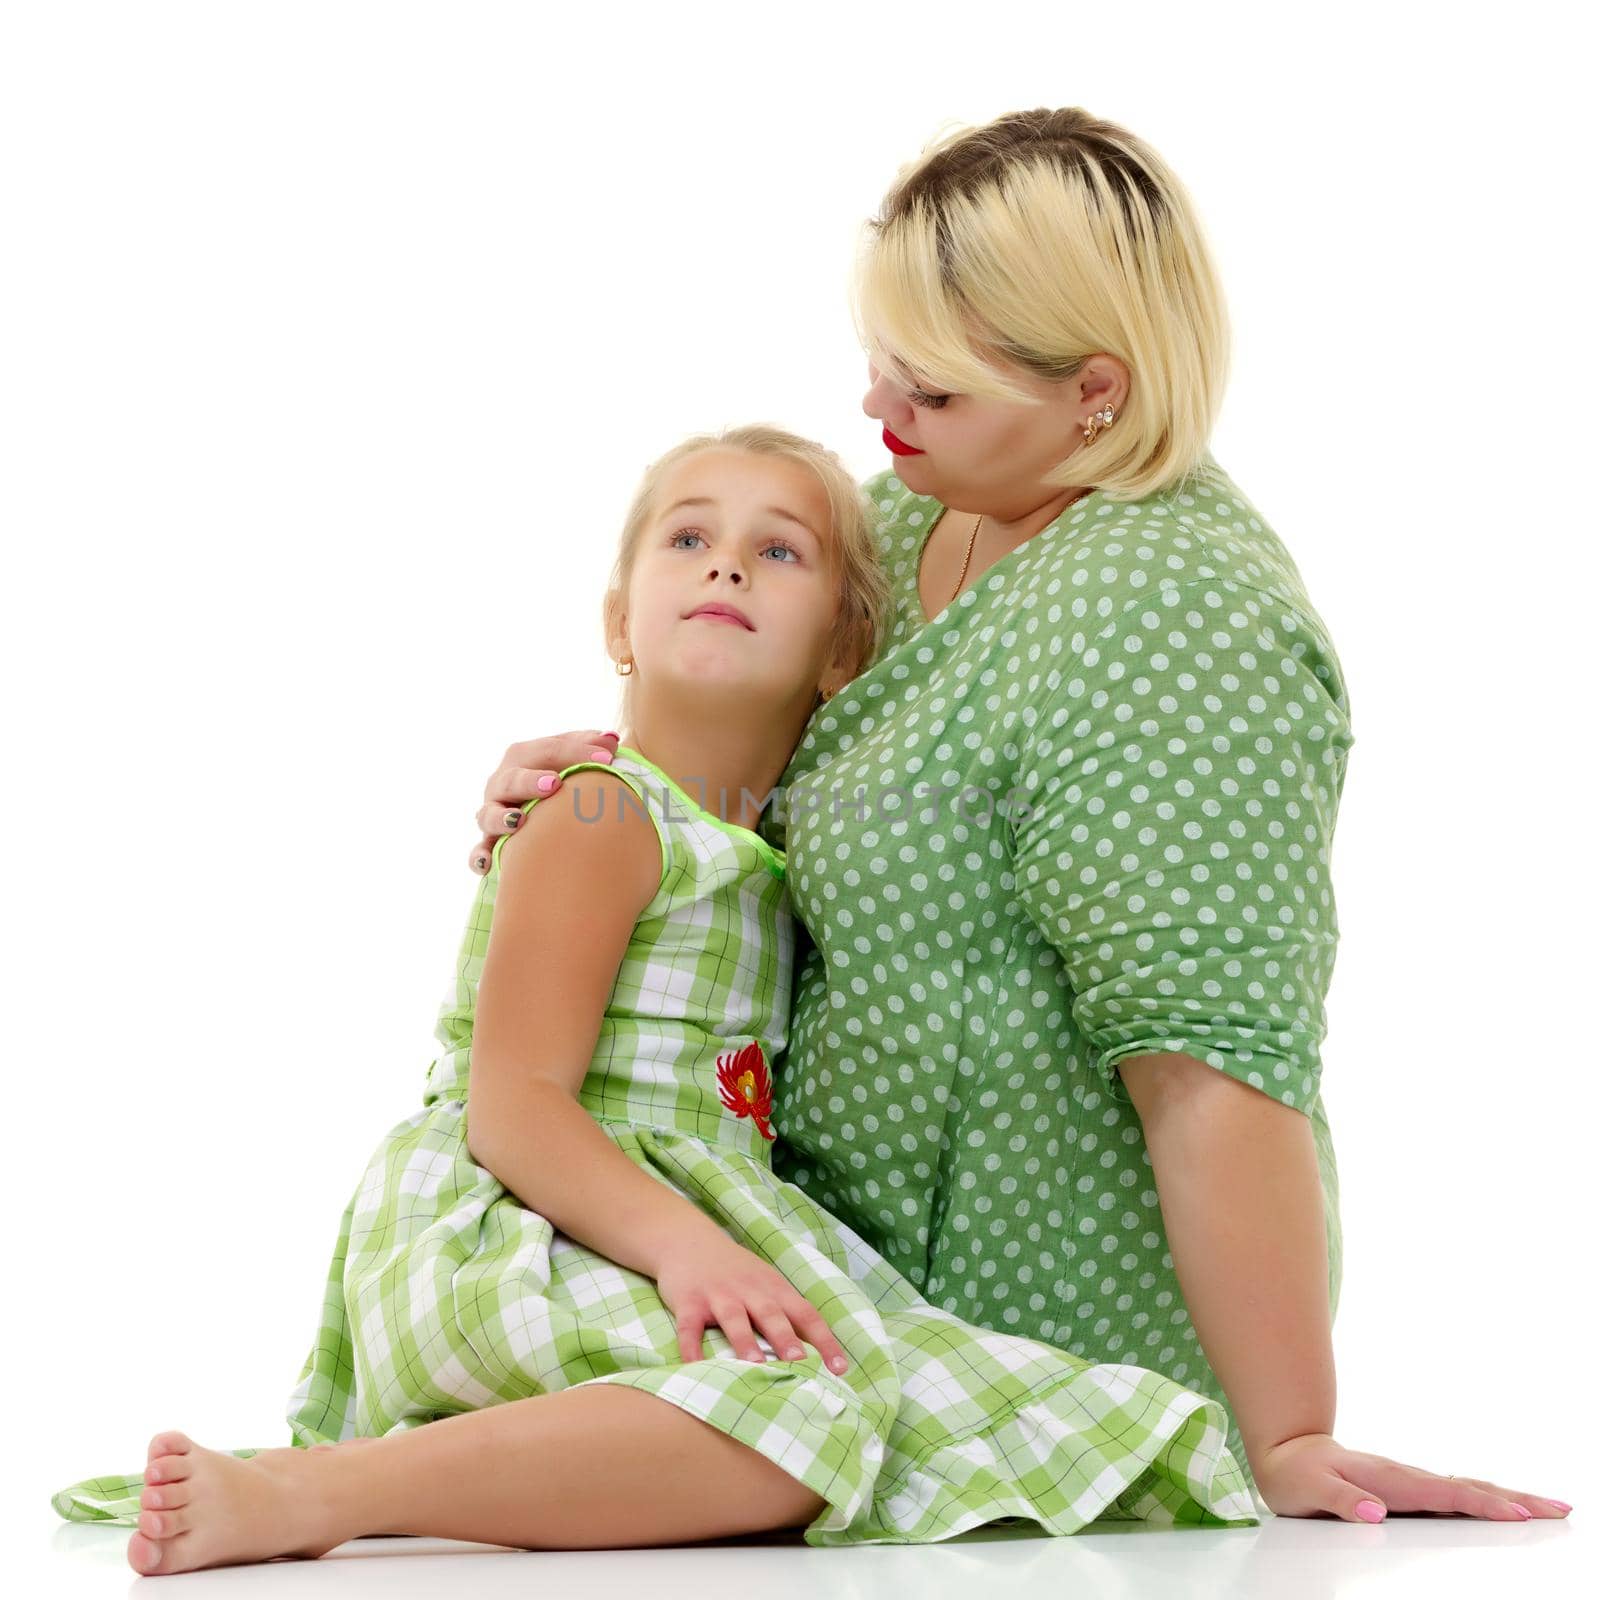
[670,528,801,562]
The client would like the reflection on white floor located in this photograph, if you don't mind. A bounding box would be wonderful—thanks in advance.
[44,1508,1586,1600]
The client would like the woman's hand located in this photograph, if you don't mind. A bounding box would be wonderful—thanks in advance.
[654,1229,853,1377]
[468,729,622,874]
[1252,1432,1573,1522]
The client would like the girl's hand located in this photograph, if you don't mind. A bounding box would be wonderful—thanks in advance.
[654,1229,853,1378]
[1252,1432,1573,1522]
[468,730,622,874]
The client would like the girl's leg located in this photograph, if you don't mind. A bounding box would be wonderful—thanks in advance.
[129,1384,830,1574]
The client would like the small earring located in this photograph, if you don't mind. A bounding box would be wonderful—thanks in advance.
[615,654,634,677]
[1082,402,1116,444]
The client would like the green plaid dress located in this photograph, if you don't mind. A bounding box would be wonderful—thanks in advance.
[51,746,1258,1544]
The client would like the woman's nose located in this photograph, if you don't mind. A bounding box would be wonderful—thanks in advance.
[863,371,905,427]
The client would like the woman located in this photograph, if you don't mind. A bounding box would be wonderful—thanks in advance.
[468,108,1568,1523]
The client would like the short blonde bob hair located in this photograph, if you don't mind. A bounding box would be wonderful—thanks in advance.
[602,424,893,727]
[854,106,1231,502]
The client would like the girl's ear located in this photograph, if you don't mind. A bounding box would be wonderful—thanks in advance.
[831,611,876,688]
[819,642,854,701]
[602,588,629,660]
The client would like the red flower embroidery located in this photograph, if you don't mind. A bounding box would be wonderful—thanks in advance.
[716,1039,776,1141]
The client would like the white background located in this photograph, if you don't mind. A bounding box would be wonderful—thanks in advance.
[6,2,1595,1593]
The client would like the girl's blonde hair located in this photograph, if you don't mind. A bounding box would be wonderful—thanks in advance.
[854,106,1231,502]
[602,425,893,726]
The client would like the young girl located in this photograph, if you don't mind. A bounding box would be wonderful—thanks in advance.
[51,425,1261,1575]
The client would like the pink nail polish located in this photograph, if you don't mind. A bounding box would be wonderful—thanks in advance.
[1511,1504,1533,1519]
[1355,1499,1385,1523]
[589,748,613,762]
[536,775,558,794]
[1549,1500,1572,1513]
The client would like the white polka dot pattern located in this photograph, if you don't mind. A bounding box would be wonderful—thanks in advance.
[1013,578,1348,1113]
[759,451,1352,1499]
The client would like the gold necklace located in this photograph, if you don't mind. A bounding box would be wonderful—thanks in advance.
[951,488,1091,608]
[949,514,984,608]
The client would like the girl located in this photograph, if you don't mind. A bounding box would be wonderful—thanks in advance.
[51,425,1261,1575]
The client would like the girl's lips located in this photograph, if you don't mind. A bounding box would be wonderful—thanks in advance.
[684,602,755,630]
[882,425,924,457]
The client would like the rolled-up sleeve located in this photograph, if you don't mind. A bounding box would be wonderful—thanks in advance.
[1011,577,1354,1114]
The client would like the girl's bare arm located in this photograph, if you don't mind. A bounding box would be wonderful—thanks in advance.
[464,769,853,1372]
[465,770,726,1276]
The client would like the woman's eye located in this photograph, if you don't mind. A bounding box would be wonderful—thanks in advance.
[908,388,951,410]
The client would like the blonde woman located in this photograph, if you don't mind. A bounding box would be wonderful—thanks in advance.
[468,108,1572,1527]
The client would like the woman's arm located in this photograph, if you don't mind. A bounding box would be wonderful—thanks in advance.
[1013,577,1353,1468]
[1119,1054,1335,1466]
[466,770,728,1277]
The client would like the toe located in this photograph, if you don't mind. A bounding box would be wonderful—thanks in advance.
[139,1505,189,1539]
[152,1479,190,1507]
[127,1532,164,1574]
[147,1429,194,1460]
[147,1452,193,1486]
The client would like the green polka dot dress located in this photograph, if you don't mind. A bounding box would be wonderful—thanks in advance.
[763,452,1353,1509]
[50,746,1259,1543]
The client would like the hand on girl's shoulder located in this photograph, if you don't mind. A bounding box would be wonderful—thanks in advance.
[495,766,662,924]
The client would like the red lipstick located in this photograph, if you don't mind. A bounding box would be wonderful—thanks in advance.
[882,425,924,457]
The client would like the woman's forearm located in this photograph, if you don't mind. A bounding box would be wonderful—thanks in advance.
[1139,1070,1337,1466]
[466,1082,725,1280]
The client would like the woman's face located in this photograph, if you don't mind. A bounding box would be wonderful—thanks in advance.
[861,353,1126,517]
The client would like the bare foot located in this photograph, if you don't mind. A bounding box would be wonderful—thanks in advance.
[126,1429,353,1576]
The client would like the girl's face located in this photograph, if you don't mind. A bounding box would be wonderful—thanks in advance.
[615,449,846,710]
[861,354,1124,515]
